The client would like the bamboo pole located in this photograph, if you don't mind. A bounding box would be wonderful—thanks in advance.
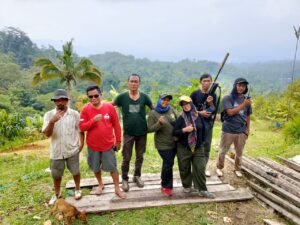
[247,181,300,217]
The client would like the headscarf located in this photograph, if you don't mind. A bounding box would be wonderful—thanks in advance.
[154,98,171,113]
[181,102,198,154]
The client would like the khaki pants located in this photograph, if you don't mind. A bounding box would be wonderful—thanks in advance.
[217,132,247,171]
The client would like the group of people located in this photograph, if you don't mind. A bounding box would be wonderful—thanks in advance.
[43,73,252,204]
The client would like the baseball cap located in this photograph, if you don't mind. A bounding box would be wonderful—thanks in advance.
[51,89,70,101]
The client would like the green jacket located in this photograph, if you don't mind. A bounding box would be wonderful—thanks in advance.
[147,109,177,150]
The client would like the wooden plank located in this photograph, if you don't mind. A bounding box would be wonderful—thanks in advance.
[263,219,287,225]
[90,182,235,195]
[244,157,300,189]
[277,156,300,173]
[226,155,300,208]
[256,194,300,225]
[66,188,253,213]
[66,174,222,189]
[258,157,300,183]
[247,181,300,218]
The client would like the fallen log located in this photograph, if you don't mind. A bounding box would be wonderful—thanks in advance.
[247,181,300,218]
[257,157,300,183]
[263,219,286,225]
[255,194,300,225]
[277,156,300,173]
[241,157,300,196]
[226,155,300,208]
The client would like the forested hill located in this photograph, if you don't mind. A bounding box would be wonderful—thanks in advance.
[0,27,299,95]
[89,52,300,95]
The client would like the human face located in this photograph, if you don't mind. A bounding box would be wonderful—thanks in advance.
[54,98,68,111]
[236,83,247,95]
[200,77,212,92]
[160,97,170,107]
[128,75,140,92]
[181,102,191,112]
[87,89,101,106]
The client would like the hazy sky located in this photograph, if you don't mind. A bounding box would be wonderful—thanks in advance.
[0,0,299,62]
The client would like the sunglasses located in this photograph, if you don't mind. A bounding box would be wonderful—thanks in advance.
[88,94,100,99]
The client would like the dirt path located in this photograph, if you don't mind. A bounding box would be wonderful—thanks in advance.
[0,139,50,157]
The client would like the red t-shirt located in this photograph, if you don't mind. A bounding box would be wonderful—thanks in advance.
[80,103,121,151]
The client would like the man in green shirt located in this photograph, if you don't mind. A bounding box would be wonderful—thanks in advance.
[113,74,153,191]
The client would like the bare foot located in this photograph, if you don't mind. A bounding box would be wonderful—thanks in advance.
[95,185,104,195]
[115,189,127,199]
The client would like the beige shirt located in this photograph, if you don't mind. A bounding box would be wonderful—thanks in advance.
[42,108,80,160]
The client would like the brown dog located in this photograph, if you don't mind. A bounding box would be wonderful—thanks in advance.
[52,198,87,225]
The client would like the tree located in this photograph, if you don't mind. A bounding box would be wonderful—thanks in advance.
[0,27,38,68]
[32,40,102,96]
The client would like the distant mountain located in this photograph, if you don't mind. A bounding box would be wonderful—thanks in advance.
[1,26,299,95]
[89,52,300,95]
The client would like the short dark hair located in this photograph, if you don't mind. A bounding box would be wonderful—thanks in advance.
[86,85,101,95]
[200,73,212,82]
[128,73,141,82]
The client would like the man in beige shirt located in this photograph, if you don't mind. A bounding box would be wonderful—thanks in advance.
[42,89,84,205]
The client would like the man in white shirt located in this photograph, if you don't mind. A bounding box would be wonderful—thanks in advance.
[42,89,84,205]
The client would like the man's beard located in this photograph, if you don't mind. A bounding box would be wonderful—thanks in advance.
[57,105,65,110]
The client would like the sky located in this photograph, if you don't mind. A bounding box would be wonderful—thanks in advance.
[0,0,299,63]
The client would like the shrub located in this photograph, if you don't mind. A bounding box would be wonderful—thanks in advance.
[283,116,300,143]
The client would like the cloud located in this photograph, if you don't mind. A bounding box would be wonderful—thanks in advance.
[0,0,299,62]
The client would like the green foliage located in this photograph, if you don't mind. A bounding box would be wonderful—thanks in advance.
[0,110,26,142]
[0,27,38,68]
[283,116,300,144]
[0,53,22,92]
[33,39,103,96]
[253,77,300,124]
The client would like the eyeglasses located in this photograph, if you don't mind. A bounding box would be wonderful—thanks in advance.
[88,94,100,99]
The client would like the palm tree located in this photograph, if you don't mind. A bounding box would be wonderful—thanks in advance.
[32,39,102,96]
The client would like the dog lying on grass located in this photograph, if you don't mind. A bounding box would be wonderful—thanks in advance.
[51,198,87,225]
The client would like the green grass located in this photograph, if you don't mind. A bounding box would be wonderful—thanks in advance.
[0,120,298,224]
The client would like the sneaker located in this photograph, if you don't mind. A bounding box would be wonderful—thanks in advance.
[183,187,191,193]
[122,180,129,192]
[161,187,173,196]
[216,169,223,177]
[49,193,61,205]
[235,170,243,177]
[199,190,215,198]
[74,190,82,200]
[133,176,144,188]
[205,170,211,177]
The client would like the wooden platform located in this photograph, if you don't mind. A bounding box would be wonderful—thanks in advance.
[65,173,253,213]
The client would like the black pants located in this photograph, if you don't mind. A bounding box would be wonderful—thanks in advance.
[121,134,147,181]
[203,120,213,165]
[158,148,176,189]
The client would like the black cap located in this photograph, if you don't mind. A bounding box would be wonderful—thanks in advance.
[234,78,249,85]
[51,89,70,101]
[160,93,173,100]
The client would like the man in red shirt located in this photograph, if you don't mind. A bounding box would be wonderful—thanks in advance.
[80,85,126,199]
